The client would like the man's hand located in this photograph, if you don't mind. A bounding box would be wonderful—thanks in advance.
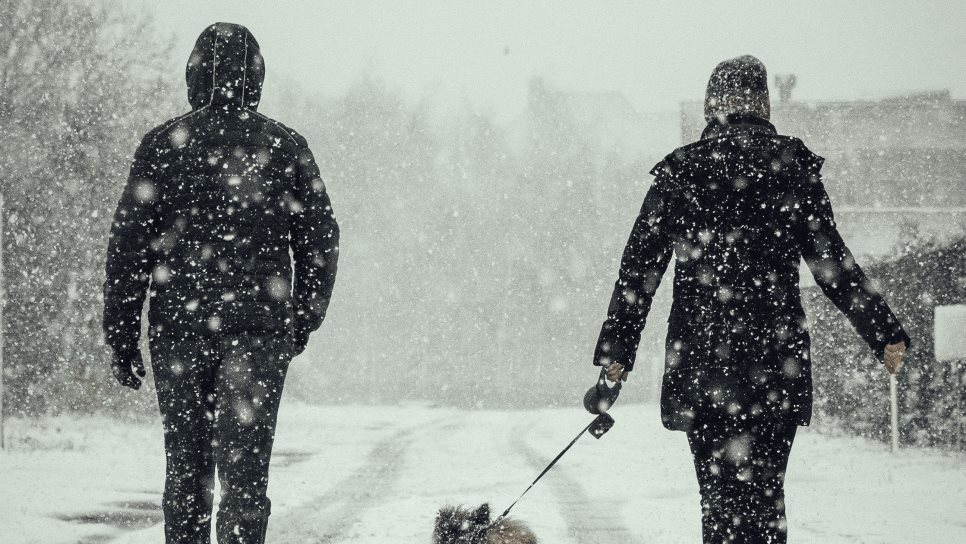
[606,363,629,383]
[111,349,146,390]
[883,340,906,375]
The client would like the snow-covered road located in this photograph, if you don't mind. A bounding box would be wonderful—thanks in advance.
[2,402,964,543]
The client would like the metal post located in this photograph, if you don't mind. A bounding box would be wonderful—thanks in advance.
[889,373,899,453]
[1,193,5,449]
[959,360,964,455]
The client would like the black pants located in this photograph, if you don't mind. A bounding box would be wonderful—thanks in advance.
[687,418,797,544]
[149,329,292,544]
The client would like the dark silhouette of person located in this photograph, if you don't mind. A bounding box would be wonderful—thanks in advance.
[103,23,339,544]
[592,55,909,543]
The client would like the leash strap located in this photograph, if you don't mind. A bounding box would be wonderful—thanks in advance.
[494,418,597,523]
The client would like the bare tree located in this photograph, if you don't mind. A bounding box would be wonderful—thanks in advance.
[0,0,177,415]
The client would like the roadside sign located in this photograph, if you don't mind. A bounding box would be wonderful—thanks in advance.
[935,305,966,362]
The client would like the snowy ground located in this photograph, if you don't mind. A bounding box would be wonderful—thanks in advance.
[2,402,965,544]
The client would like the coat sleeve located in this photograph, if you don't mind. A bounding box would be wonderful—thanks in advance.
[797,175,911,361]
[289,136,340,342]
[593,179,674,371]
[103,136,160,354]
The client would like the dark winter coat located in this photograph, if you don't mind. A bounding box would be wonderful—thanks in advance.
[593,114,910,431]
[103,23,339,354]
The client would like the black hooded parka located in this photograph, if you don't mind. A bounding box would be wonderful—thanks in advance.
[594,114,910,431]
[103,23,339,354]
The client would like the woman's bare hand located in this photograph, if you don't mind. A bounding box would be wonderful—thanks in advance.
[883,341,907,375]
[606,363,629,383]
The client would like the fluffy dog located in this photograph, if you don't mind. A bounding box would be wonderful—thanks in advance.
[433,503,537,544]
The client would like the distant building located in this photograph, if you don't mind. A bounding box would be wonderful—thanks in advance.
[681,90,966,256]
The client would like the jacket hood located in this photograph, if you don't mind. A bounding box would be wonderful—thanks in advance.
[186,23,264,111]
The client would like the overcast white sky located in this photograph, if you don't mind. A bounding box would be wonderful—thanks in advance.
[135,0,966,120]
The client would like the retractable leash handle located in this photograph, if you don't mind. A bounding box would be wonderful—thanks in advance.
[584,365,622,416]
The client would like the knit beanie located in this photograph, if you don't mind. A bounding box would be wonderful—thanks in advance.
[704,55,770,122]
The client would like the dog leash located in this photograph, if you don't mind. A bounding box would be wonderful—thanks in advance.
[491,412,615,525]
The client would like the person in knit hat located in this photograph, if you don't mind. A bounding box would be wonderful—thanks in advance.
[704,54,771,123]
[590,55,909,543]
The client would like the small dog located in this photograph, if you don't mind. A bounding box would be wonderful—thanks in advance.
[433,503,537,544]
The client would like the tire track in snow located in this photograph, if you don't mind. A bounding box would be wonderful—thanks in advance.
[510,427,636,544]
[269,416,456,543]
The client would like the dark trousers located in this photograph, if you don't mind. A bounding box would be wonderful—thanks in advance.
[687,418,797,544]
[149,329,292,544]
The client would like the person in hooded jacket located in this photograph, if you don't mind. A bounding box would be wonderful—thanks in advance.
[592,55,909,543]
[103,23,339,544]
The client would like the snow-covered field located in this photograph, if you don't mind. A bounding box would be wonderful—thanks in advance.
[2,402,965,543]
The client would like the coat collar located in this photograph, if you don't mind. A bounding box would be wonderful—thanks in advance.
[700,113,776,140]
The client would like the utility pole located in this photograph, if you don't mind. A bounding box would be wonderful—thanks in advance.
[775,74,797,103]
